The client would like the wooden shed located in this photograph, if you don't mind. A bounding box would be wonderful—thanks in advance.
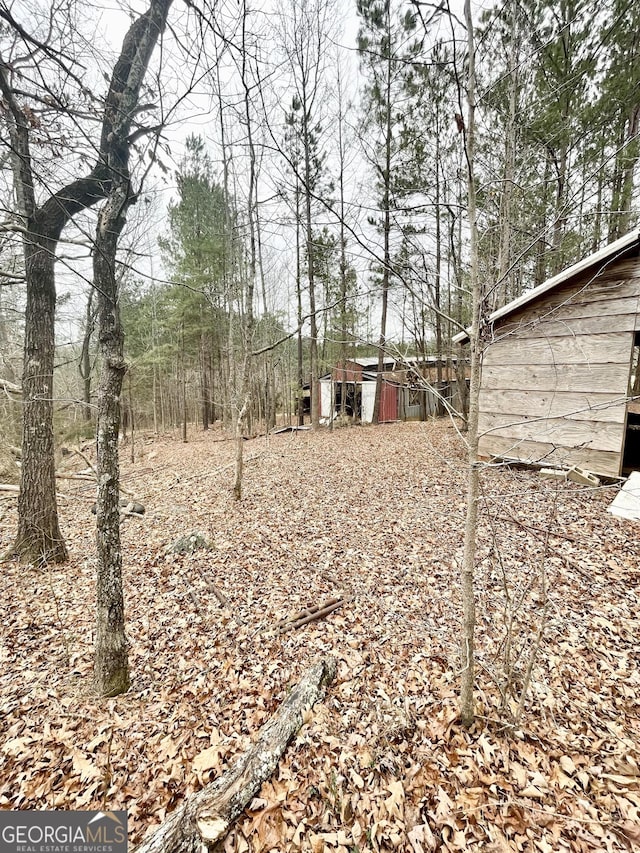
[453,229,640,478]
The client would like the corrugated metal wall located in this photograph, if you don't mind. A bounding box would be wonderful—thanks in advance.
[379,383,398,422]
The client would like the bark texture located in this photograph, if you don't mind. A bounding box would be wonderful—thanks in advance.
[133,656,336,853]
[15,240,67,563]
[93,186,131,697]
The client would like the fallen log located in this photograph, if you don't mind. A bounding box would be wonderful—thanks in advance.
[133,656,336,853]
[55,472,96,481]
[0,483,71,500]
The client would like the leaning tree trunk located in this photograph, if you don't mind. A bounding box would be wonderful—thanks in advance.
[94,185,131,697]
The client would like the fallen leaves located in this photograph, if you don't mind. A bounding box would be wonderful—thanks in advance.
[1,421,639,851]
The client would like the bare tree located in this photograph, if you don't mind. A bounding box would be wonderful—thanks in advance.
[233,0,258,501]
[277,0,334,430]
[458,0,481,727]
[93,181,133,696]
[0,0,173,564]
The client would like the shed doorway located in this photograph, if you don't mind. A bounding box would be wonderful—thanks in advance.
[623,330,640,473]
[334,381,362,420]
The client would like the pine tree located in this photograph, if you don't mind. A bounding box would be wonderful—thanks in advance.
[357,0,414,422]
[159,135,237,430]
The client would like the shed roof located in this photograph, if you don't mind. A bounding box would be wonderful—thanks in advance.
[349,355,462,368]
[453,228,640,345]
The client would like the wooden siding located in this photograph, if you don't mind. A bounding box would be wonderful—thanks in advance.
[482,332,632,366]
[480,414,626,452]
[479,435,621,478]
[478,250,640,478]
[481,362,629,393]
[479,390,627,423]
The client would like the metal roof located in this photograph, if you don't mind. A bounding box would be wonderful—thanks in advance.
[453,228,640,345]
[349,355,459,367]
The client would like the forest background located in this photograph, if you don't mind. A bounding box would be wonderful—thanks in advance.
[1,0,640,847]
[1,0,638,445]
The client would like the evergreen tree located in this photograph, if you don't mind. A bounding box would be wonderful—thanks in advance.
[159,135,237,429]
[357,0,415,422]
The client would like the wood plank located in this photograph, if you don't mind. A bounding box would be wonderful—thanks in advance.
[589,258,640,283]
[482,331,632,367]
[499,260,640,320]
[479,389,628,423]
[495,313,639,340]
[507,295,640,324]
[478,435,621,478]
[481,363,629,394]
[478,412,624,453]
[525,268,640,309]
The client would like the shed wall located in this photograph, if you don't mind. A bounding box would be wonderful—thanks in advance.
[379,383,398,422]
[320,379,332,420]
[478,253,640,477]
[361,382,376,423]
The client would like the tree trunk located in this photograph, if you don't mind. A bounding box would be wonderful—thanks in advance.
[304,130,320,430]
[372,15,392,426]
[0,0,173,565]
[79,288,96,423]
[459,0,480,728]
[495,0,519,307]
[94,185,131,698]
[14,239,67,564]
[201,325,210,432]
[134,657,336,853]
[617,104,640,236]
[233,3,257,501]
[296,196,305,427]
[181,322,188,444]
[129,369,135,464]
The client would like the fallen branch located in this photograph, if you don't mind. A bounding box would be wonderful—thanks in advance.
[68,448,135,496]
[73,448,97,476]
[499,513,579,543]
[202,575,230,608]
[55,472,96,482]
[133,656,337,853]
[201,574,247,626]
[272,596,349,635]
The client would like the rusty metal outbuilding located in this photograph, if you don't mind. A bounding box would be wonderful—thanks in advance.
[319,356,467,423]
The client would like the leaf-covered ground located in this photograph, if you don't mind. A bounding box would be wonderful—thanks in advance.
[1,420,639,852]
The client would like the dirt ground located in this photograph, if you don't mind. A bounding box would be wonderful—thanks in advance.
[1,420,639,851]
